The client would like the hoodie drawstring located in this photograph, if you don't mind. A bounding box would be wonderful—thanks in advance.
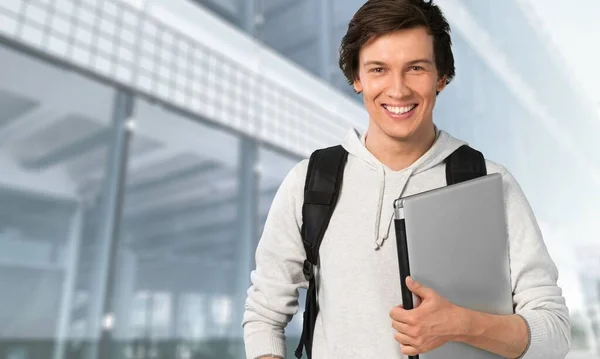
[340,126,462,251]
[374,213,394,249]
[373,167,413,250]
[373,165,386,249]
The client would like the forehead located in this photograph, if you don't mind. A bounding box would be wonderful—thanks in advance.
[359,27,434,64]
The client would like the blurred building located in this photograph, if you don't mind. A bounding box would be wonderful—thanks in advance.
[0,0,598,359]
[576,245,600,355]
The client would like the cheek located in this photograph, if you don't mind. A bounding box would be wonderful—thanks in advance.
[405,74,438,93]
[411,80,438,101]
[362,78,386,100]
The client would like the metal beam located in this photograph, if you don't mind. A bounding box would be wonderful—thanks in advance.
[0,184,75,210]
[84,89,134,359]
[317,0,333,82]
[53,204,84,359]
[0,106,59,147]
[134,264,234,293]
[132,199,235,240]
[0,257,63,271]
[171,292,181,339]
[124,215,267,263]
[137,242,236,266]
[232,137,259,343]
[131,220,233,250]
[193,0,242,28]
[123,186,278,235]
[125,199,274,248]
[122,176,231,217]
[112,249,137,341]
[0,206,71,227]
[240,0,256,36]
[24,128,112,169]
[136,252,235,268]
[127,161,220,195]
[136,232,235,257]
[0,89,38,132]
[93,166,231,217]
[131,213,263,258]
[124,190,237,227]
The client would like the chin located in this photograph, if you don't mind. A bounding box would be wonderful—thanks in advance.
[388,130,418,142]
[382,121,422,141]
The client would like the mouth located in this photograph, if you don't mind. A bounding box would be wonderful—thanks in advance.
[382,104,418,120]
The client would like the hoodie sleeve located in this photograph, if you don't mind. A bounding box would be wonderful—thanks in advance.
[242,160,309,359]
[500,167,571,359]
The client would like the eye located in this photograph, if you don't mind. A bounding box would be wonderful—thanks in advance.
[409,66,424,71]
[370,67,386,73]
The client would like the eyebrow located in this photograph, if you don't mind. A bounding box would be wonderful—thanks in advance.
[363,60,387,67]
[407,59,434,66]
[363,59,433,67]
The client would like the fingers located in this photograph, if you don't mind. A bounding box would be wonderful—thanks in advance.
[401,344,420,356]
[406,276,434,298]
[394,332,421,356]
[391,319,410,333]
[389,305,416,325]
[394,331,413,346]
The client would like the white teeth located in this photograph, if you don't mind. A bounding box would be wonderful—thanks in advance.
[384,104,416,114]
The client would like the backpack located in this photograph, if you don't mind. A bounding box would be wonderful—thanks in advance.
[294,144,487,359]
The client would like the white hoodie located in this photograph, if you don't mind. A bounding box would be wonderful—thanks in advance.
[242,128,571,359]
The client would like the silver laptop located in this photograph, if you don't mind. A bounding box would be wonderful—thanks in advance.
[393,173,513,359]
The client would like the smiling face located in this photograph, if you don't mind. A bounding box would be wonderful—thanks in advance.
[353,27,447,144]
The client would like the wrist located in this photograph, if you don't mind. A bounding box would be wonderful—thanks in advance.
[453,306,481,343]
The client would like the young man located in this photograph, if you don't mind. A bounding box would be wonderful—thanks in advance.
[242,0,571,358]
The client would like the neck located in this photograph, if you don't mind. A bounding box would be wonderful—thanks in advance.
[364,123,437,172]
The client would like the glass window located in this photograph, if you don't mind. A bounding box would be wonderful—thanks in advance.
[191,0,243,30]
[0,44,119,359]
[113,97,243,358]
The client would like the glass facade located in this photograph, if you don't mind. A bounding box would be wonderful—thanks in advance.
[0,36,304,357]
[0,0,598,358]
[0,43,119,358]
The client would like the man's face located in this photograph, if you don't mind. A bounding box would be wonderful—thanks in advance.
[353,27,446,142]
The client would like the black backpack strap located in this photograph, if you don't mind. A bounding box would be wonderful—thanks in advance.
[445,144,487,185]
[295,145,348,359]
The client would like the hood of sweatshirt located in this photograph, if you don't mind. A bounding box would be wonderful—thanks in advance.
[341,126,467,250]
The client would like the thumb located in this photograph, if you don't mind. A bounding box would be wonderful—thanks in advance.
[406,276,431,297]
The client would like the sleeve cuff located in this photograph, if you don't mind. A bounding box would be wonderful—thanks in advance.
[244,330,286,359]
[515,310,546,359]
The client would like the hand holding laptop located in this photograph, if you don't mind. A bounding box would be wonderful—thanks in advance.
[390,276,467,357]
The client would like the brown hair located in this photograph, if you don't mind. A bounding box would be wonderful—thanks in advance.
[338,0,455,89]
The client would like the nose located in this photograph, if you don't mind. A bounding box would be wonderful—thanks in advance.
[387,73,412,98]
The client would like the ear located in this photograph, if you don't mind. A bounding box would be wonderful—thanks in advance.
[436,75,447,94]
[353,77,363,94]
